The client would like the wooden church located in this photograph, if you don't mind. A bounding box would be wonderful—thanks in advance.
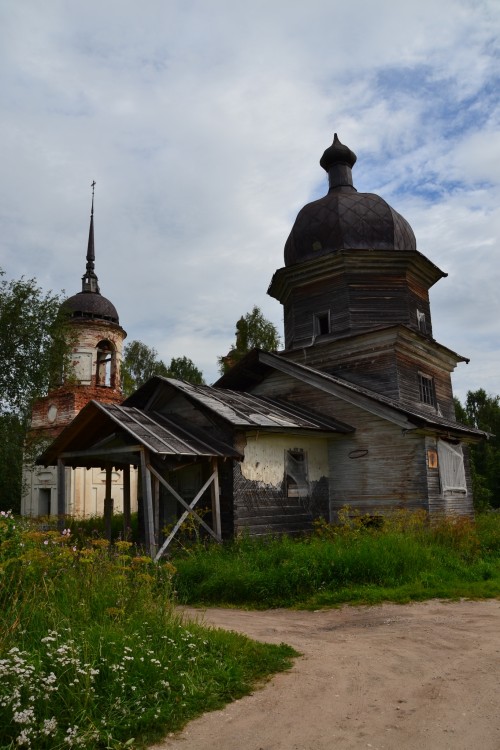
[39,135,487,557]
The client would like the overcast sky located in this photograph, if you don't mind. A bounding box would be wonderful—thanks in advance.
[1,0,499,399]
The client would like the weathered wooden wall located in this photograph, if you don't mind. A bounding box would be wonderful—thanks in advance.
[250,369,475,519]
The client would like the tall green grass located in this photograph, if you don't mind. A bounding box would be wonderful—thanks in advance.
[0,512,296,749]
[172,510,500,608]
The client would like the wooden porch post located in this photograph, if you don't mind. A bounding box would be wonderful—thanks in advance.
[140,449,156,558]
[211,458,222,540]
[123,465,131,540]
[104,466,113,542]
[57,459,66,528]
[153,475,160,547]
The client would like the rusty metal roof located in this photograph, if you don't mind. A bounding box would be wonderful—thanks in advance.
[158,379,353,432]
[38,384,351,468]
[38,400,243,467]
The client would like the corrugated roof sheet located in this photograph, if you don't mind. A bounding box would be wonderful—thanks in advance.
[158,379,352,432]
[90,403,241,458]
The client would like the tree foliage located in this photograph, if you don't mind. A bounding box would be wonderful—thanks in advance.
[455,389,500,510]
[0,269,71,511]
[218,306,281,375]
[167,355,204,384]
[121,341,204,397]
[0,270,70,416]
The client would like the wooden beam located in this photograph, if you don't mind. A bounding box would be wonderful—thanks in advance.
[211,457,221,539]
[57,459,66,527]
[104,466,113,542]
[148,463,219,540]
[61,445,142,458]
[140,449,156,559]
[150,464,221,561]
[153,474,160,548]
[123,465,131,540]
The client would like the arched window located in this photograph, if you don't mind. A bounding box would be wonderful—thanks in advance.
[96,340,115,387]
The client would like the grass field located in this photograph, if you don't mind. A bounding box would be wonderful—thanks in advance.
[0,511,296,749]
[171,510,500,608]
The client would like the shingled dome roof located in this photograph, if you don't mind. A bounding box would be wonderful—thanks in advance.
[284,134,416,267]
[64,291,119,324]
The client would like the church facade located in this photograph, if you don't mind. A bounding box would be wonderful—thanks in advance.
[38,136,486,554]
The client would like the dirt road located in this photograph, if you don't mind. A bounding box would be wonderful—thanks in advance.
[150,599,500,750]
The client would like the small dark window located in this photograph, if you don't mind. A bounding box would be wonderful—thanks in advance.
[419,373,435,406]
[314,312,330,337]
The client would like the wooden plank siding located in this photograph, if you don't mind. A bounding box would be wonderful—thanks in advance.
[326,406,428,517]
[281,325,460,420]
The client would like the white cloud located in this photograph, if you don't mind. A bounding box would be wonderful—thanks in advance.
[1,0,499,391]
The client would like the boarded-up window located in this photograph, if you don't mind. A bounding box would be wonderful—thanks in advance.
[437,440,467,493]
[286,450,309,498]
[73,352,93,383]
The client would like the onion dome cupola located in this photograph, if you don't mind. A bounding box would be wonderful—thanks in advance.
[284,134,416,267]
[269,134,446,352]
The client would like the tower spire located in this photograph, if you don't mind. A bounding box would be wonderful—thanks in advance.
[82,181,100,294]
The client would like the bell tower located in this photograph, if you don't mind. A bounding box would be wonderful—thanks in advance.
[269,135,468,420]
[22,184,134,518]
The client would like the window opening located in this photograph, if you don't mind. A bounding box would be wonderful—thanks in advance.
[418,373,435,406]
[437,440,467,493]
[285,449,309,498]
[417,309,427,334]
[38,488,51,516]
[314,312,330,337]
[96,340,114,387]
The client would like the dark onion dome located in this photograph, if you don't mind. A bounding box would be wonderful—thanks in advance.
[284,134,416,267]
[64,291,119,324]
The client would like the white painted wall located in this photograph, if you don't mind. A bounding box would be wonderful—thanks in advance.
[240,432,330,487]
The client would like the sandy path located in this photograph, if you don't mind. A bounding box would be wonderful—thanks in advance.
[150,599,500,750]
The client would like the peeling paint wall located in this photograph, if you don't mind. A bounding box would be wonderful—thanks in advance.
[231,432,331,536]
[240,433,329,487]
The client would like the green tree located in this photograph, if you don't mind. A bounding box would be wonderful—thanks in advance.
[167,355,204,384]
[455,389,500,510]
[121,341,204,397]
[218,306,281,375]
[0,269,71,511]
[121,341,169,397]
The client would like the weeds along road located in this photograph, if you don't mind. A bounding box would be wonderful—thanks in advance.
[150,599,500,750]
